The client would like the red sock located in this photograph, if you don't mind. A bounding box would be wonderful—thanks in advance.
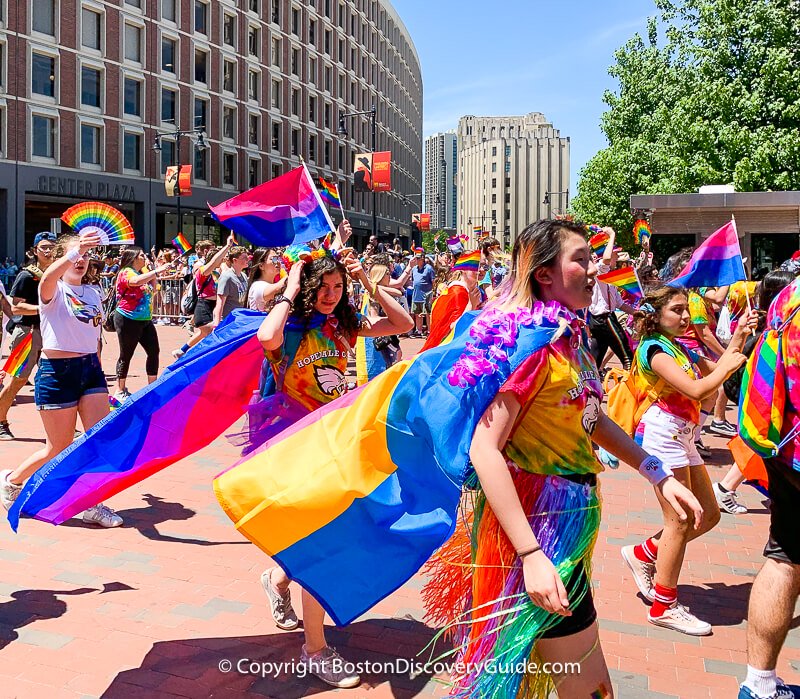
[650,584,677,617]
[633,537,658,563]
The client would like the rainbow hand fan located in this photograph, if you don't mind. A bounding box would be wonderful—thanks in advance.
[633,219,651,246]
[61,202,135,246]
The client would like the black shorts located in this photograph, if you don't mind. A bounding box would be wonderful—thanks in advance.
[539,561,597,639]
[193,297,215,327]
[763,457,800,565]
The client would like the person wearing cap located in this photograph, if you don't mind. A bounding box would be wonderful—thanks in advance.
[0,232,56,440]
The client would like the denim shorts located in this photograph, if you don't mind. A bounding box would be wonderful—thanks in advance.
[35,354,108,410]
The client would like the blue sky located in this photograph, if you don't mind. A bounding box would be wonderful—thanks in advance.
[391,0,657,192]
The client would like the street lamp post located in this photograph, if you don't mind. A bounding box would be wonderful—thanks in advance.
[337,105,377,242]
[467,213,498,243]
[152,124,207,242]
[543,189,570,217]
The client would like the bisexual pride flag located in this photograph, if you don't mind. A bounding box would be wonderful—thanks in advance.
[209,165,334,247]
[668,220,745,289]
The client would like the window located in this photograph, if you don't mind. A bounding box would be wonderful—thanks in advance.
[162,0,176,22]
[324,139,331,166]
[505,209,511,220]
[223,13,235,46]
[81,8,101,50]
[308,95,316,122]
[309,19,315,45]
[80,123,101,164]
[491,178,496,188]
[491,193,496,204]
[223,152,235,186]
[491,162,496,173]
[249,0,258,12]
[194,49,208,83]
[271,121,280,150]
[32,114,55,158]
[194,97,208,129]
[125,0,141,7]
[308,134,316,161]
[505,145,511,157]
[123,131,141,170]
[161,37,176,73]
[271,78,281,108]
[291,6,299,35]
[249,158,260,188]
[271,0,279,24]
[194,0,208,34]
[32,0,55,35]
[248,69,259,100]
[505,177,510,187]
[291,88,299,116]
[308,56,316,84]
[124,23,142,62]
[323,102,331,129]
[194,147,207,180]
[160,140,175,173]
[290,128,299,155]
[505,192,510,203]
[271,37,280,67]
[291,47,299,75]
[223,59,235,92]
[504,161,510,173]
[248,113,259,145]
[248,26,259,57]
[271,162,281,180]
[491,146,497,156]
[123,77,142,116]
[161,87,176,122]
[31,53,55,97]
[324,66,331,92]
[324,29,331,54]
[81,66,101,108]
[223,105,235,139]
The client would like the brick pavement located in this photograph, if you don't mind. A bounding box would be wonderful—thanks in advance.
[0,324,798,698]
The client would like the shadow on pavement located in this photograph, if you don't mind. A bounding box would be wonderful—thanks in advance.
[679,581,753,626]
[102,617,453,699]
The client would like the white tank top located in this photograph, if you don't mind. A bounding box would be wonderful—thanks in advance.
[40,280,103,354]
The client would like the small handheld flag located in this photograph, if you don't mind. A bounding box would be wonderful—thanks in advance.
[667,220,745,289]
[597,266,643,300]
[589,232,610,255]
[171,233,192,255]
[447,236,464,254]
[2,333,33,378]
[633,220,651,246]
[318,177,341,208]
[453,250,480,272]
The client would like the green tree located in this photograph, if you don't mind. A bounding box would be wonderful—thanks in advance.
[573,0,800,249]
[421,229,446,252]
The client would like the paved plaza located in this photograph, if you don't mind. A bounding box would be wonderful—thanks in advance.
[0,325,798,698]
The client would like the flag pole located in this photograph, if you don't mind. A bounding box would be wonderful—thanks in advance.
[632,266,645,303]
[731,215,755,336]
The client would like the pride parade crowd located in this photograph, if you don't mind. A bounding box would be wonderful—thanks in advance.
[0,208,798,699]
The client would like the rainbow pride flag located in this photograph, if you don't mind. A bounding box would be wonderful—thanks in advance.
[171,232,192,255]
[668,220,745,288]
[2,333,33,378]
[209,165,334,247]
[597,266,642,299]
[318,177,341,208]
[213,303,576,625]
[7,311,267,530]
[453,250,480,272]
[472,226,483,237]
[589,232,610,255]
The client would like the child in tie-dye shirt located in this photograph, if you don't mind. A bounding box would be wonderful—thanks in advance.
[622,285,756,637]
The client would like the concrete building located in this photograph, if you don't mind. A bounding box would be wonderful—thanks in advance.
[423,130,456,230]
[0,0,422,258]
[630,191,800,273]
[457,112,569,249]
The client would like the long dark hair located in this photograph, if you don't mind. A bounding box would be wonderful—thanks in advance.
[292,257,361,338]
[246,247,275,301]
[119,246,143,271]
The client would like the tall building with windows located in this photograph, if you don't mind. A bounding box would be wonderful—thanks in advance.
[423,131,456,231]
[457,113,569,249]
[0,0,422,258]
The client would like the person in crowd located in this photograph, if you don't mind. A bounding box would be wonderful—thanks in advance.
[101,253,119,278]
[621,285,756,635]
[113,247,175,402]
[213,246,250,324]
[0,278,13,361]
[256,241,411,688]
[246,248,286,312]
[737,275,800,699]
[173,234,236,359]
[423,219,702,697]
[409,250,435,338]
[0,232,56,440]
[0,231,123,527]
[368,234,385,254]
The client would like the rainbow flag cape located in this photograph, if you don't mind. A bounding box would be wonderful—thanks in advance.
[171,233,192,255]
[7,311,267,530]
[209,165,334,247]
[2,333,33,378]
[213,302,579,625]
[597,266,642,299]
[668,220,745,288]
[739,279,800,462]
[318,177,341,208]
[420,284,470,352]
[453,250,480,272]
[589,232,610,255]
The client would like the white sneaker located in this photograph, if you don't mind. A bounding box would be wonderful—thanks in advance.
[713,482,747,515]
[0,469,22,510]
[113,389,132,403]
[300,645,360,689]
[82,504,123,528]
[649,603,712,636]
[171,348,185,360]
[621,545,656,602]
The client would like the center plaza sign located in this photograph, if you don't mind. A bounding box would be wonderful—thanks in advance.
[36,176,137,201]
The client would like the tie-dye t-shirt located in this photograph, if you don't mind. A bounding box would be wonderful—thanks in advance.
[679,291,715,353]
[267,314,363,411]
[728,281,758,319]
[500,334,603,476]
[767,279,800,471]
[116,267,154,321]
[636,333,702,424]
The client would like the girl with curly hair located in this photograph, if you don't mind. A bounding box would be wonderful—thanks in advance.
[254,235,412,688]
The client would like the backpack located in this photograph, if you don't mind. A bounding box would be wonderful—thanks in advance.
[181,274,212,315]
[604,361,666,438]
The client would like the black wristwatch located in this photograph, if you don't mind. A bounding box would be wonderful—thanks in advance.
[273,294,292,307]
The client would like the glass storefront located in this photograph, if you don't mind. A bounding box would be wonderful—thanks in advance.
[651,233,695,270]
[751,232,799,275]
